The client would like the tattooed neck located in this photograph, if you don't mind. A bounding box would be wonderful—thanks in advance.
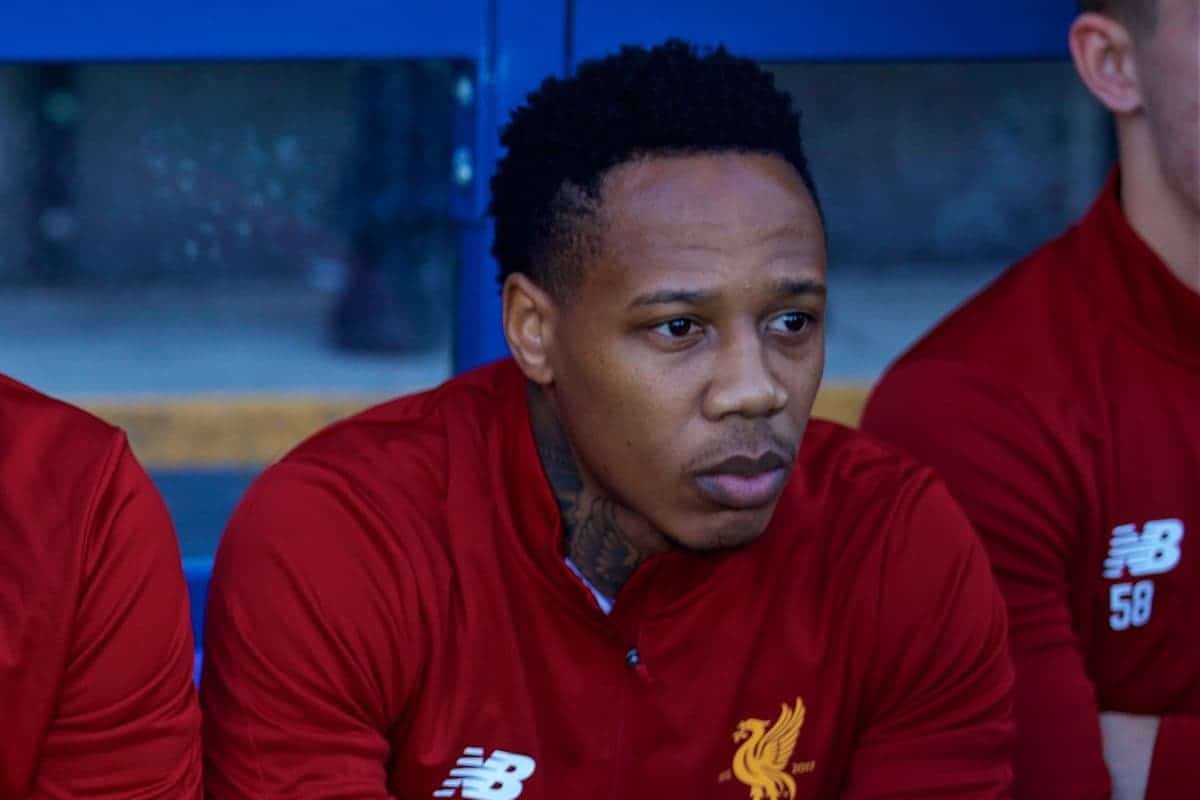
[527,382,664,602]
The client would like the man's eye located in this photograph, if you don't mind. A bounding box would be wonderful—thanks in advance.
[767,311,812,334]
[652,318,699,338]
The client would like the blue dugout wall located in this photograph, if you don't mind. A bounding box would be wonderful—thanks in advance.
[0,0,1077,651]
[2,0,1077,373]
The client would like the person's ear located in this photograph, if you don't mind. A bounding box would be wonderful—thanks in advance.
[1069,12,1144,115]
[503,273,558,385]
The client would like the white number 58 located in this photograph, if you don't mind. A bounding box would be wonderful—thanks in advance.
[1110,580,1154,631]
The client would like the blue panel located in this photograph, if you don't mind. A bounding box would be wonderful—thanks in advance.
[153,468,259,647]
[573,0,1076,63]
[0,0,485,61]
[185,557,215,651]
[454,0,567,372]
[155,468,258,557]
[455,220,504,371]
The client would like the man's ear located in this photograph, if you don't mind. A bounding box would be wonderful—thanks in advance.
[503,273,558,385]
[1069,12,1144,115]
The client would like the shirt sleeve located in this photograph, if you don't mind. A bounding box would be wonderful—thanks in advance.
[200,461,419,799]
[34,438,202,799]
[1146,714,1200,799]
[861,359,1112,800]
[840,470,1016,799]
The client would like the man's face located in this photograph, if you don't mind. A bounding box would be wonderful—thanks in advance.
[544,152,826,551]
[1136,0,1200,213]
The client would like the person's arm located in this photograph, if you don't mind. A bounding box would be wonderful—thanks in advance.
[35,438,201,798]
[862,360,1113,799]
[1101,713,1158,799]
[200,461,420,799]
[840,474,1015,799]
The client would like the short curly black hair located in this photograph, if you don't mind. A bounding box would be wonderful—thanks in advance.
[488,39,820,297]
[1078,0,1157,31]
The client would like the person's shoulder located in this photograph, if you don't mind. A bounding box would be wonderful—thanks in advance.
[900,224,1090,374]
[231,359,524,553]
[785,420,979,562]
[281,359,519,482]
[0,373,133,516]
[863,218,1101,441]
[788,420,942,531]
[0,374,162,597]
[208,366,532,655]
[0,372,125,464]
[795,418,928,493]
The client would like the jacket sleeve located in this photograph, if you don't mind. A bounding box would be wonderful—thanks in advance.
[1145,714,1200,799]
[840,471,1016,799]
[200,461,418,799]
[861,359,1114,799]
[34,439,202,799]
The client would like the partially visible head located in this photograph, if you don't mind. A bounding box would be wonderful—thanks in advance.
[1070,0,1199,214]
[490,39,821,300]
[493,41,826,551]
[1077,0,1159,34]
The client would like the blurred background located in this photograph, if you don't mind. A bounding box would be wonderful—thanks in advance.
[0,0,1110,651]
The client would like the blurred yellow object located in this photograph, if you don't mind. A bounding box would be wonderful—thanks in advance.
[811,383,869,429]
[84,383,872,469]
[84,395,381,469]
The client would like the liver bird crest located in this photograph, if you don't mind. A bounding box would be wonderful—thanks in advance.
[731,697,806,800]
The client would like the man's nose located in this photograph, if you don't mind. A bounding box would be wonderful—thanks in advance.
[702,328,788,421]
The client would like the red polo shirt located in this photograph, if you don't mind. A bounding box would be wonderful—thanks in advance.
[202,358,1014,798]
[863,172,1200,799]
[0,374,201,798]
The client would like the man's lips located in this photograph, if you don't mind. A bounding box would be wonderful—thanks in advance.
[693,452,791,510]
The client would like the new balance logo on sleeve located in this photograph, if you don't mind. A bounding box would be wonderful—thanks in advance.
[1103,519,1185,579]
[1104,519,1185,632]
[433,748,536,799]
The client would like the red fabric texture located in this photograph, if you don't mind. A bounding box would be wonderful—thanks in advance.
[863,172,1200,799]
[201,357,1014,798]
[1146,715,1200,797]
[0,373,201,798]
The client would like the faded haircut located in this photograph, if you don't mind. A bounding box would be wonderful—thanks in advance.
[1078,0,1158,33]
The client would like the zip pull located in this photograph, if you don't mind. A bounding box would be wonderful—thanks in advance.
[625,647,653,684]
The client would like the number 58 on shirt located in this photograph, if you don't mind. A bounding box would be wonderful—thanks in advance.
[1109,581,1154,631]
[1105,519,1185,632]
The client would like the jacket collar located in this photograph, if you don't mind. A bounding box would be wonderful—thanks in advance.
[489,359,727,625]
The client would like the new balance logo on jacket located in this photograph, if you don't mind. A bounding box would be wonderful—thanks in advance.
[1104,519,1185,631]
[1103,518,1185,579]
[433,748,536,799]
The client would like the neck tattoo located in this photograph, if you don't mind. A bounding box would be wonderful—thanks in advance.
[527,383,655,601]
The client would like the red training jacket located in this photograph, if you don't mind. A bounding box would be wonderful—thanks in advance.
[202,358,1014,798]
[863,172,1200,799]
[0,373,201,798]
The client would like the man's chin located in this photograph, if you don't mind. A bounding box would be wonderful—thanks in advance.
[667,506,774,552]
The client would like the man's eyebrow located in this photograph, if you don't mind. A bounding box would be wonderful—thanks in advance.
[626,279,825,310]
[626,288,717,309]
[772,278,827,297]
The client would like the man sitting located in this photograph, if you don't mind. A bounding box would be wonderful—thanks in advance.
[202,40,1014,798]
